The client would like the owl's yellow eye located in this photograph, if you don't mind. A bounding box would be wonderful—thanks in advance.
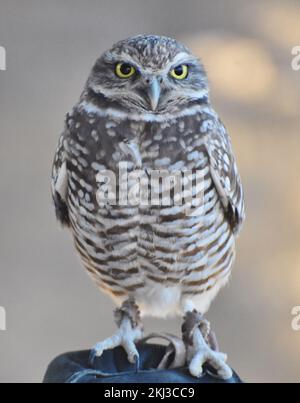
[115,62,136,78]
[170,64,189,80]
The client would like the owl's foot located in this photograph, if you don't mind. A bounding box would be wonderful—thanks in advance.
[89,298,143,369]
[182,310,232,380]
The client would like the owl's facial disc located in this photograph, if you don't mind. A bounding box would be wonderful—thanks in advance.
[87,36,209,114]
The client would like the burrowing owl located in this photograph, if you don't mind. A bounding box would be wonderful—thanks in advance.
[51,35,245,379]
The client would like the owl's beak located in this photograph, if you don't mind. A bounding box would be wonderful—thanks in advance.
[147,78,161,111]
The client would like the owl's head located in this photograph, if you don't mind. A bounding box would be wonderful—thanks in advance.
[86,35,209,114]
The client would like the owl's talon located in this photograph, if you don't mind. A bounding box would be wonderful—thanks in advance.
[90,299,143,367]
[188,333,232,379]
[183,311,232,380]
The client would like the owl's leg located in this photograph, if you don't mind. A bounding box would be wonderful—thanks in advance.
[90,298,143,368]
[182,310,232,380]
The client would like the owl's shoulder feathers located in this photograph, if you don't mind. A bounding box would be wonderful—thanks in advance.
[201,115,245,235]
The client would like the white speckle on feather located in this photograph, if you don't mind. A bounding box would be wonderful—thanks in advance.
[55,161,68,201]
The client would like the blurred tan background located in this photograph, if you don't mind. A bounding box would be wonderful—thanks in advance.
[0,0,299,383]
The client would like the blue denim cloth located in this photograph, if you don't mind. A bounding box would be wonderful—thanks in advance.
[43,344,242,383]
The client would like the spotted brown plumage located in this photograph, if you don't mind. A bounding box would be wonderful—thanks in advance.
[51,35,245,379]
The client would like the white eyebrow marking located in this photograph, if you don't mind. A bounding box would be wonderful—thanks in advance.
[169,52,196,67]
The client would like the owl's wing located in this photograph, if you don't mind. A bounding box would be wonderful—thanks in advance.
[51,125,70,227]
[204,119,245,235]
